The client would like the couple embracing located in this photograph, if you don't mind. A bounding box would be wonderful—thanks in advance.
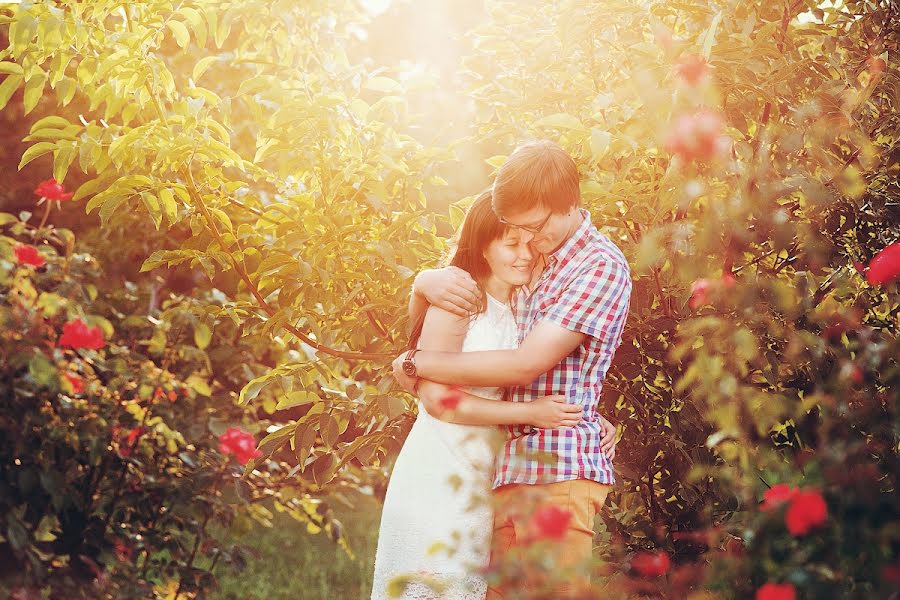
[371,139,633,599]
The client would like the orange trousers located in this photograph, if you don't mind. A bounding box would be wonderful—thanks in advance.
[486,478,612,599]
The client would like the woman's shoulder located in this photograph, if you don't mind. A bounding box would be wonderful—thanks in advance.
[423,305,471,336]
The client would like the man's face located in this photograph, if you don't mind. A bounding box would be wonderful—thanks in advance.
[498,205,572,255]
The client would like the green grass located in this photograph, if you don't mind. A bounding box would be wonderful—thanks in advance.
[210,492,382,600]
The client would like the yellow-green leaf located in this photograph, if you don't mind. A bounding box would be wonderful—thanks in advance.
[52,143,77,183]
[485,155,507,169]
[0,62,23,76]
[23,71,47,115]
[73,177,109,202]
[186,374,211,396]
[192,56,217,82]
[701,12,723,59]
[534,112,586,131]
[590,129,612,162]
[99,195,129,227]
[194,322,212,350]
[140,191,162,230]
[55,77,76,107]
[18,141,55,171]
[159,188,178,225]
[0,74,23,112]
[179,7,207,47]
[31,116,70,131]
[364,77,400,93]
[276,391,320,411]
[167,20,190,49]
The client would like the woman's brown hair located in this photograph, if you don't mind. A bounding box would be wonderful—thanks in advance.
[408,189,509,350]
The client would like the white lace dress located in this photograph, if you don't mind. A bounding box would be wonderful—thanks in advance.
[371,294,518,600]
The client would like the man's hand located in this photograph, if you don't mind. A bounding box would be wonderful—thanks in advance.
[414,267,481,317]
[392,352,418,393]
[599,414,618,461]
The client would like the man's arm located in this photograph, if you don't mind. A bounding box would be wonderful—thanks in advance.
[409,303,582,428]
[407,267,481,324]
[394,259,632,389]
[394,321,585,388]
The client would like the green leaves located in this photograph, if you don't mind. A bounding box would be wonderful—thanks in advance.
[534,112,586,131]
[139,191,162,230]
[17,142,55,171]
[85,176,156,226]
[167,20,191,49]
[701,12,724,59]
[0,72,23,112]
[193,322,212,350]
[364,76,401,94]
[140,249,204,272]
[23,70,46,114]
[192,56,218,82]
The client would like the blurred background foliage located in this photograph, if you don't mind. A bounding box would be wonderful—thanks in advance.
[0,0,897,598]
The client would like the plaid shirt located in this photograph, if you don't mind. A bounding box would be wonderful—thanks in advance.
[493,209,632,488]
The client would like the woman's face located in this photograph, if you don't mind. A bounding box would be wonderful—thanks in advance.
[483,228,535,287]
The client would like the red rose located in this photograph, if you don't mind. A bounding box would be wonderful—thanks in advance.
[760,483,798,511]
[675,54,709,86]
[218,427,262,464]
[438,389,462,412]
[866,241,900,286]
[34,178,73,201]
[785,488,828,535]
[690,274,736,310]
[529,504,572,540]
[114,540,133,562]
[167,389,177,401]
[58,318,106,350]
[664,109,729,162]
[756,582,796,600]
[14,244,46,267]
[63,372,84,394]
[689,278,712,309]
[632,551,671,577]
[118,426,146,458]
[881,563,900,584]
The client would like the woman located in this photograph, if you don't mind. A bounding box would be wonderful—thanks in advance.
[371,191,583,600]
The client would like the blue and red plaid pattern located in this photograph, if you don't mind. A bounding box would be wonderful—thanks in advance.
[493,209,632,488]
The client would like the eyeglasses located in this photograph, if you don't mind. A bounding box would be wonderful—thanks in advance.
[498,210,553,234]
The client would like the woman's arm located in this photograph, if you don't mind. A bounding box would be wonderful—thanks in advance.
[418,381,581,428]
[414,306,582,428]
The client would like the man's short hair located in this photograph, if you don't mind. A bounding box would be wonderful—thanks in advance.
[491,139,580,217]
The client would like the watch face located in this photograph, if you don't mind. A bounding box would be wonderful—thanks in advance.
[402,360,416,377]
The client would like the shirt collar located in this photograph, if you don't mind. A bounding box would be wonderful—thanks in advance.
[547,208,593,268]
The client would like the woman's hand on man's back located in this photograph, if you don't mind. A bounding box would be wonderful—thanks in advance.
[527,395,583,429]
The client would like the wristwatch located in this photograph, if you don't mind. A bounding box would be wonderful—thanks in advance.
[401,349,419,378]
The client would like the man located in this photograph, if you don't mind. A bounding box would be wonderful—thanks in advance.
[392,139,632,597]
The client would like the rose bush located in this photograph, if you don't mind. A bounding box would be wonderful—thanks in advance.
[0,213,351,598]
